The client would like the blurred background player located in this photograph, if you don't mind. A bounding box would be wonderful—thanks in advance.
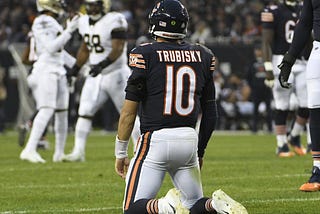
[278,0,320,192]
[261,0,311,157]
[18,31,50,150]
[246,43,273,133]
[115,0,248,213]
[63,0,140,162]
[19,0,79,163]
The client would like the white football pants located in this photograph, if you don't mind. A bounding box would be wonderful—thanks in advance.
[123,127,203,211]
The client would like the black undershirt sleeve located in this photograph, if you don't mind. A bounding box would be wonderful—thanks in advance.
[288,0,313,58]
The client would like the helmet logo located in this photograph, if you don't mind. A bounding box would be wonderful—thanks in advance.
[171,20,176,26]
[159,21,167,27]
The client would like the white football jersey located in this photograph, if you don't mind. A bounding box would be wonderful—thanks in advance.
[78,12,128,73]
[32,14,71,74]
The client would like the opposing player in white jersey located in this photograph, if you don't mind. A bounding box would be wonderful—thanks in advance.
[19,0,79,163]
[63,0,140,162]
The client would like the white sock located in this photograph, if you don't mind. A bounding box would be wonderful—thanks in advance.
[54,111,68,156]
[158,198,175,214]
[306,122,312,146]
[276,135,287,147]
[73,117,92,155]
[314,160,320,169]
[290,122,304,137]
[25,108,54,152]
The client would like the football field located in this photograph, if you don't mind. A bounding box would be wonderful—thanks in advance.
[1,131,320,213]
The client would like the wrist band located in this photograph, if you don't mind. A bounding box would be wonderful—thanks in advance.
[115,135,129,159]
[264,61,273,71]
[100,58,112,69]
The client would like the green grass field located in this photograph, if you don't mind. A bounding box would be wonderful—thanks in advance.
[1,131,320,213]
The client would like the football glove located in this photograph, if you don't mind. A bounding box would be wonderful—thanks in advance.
[65,14,80,34]
[66,64,81,78]
[278,53,296,89]
[89,58,112,77]
[263,61,274,80]
[65,64,80,85]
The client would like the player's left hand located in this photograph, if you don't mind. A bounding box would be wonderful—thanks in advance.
[277,53,295,89]
[89,59,112,77]
[89,63,104,77]
[115,157,130,179]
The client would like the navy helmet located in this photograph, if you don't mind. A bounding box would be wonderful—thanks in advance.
[148,0,189,40]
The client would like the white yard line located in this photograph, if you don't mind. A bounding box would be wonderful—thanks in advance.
[2,197,320,213]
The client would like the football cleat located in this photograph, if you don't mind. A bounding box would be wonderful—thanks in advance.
[299,166,320,192]
[62,152,85,162]
[158,188,189,214]
[276,144,295,157]
[20,149,46,163]
[211,189,248,214]
[288,135,306,156]
[53,153,66,163]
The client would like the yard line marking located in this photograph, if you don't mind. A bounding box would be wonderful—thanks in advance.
[2,183,115,189]
[2,198,320,213]
[0,207,122,214]
[244,197,320,204]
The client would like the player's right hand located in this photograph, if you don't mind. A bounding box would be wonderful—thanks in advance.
[115,157,130,179]
[277,53,296,89]
[263,61,274,81]
[67,64,81,78]
[66,15,80,34]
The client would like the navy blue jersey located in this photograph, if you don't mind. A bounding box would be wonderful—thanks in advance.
[261,4,301,55]
[126,41,215,133]
[289,0,320,58]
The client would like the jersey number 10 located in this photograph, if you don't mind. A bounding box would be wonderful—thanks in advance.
[164,65,196,116]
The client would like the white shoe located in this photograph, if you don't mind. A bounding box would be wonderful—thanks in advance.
[158,188,189,214]
[211,189,248,214]
[62,152,85,162]
[53,153,66,162]
[20,149,46,163]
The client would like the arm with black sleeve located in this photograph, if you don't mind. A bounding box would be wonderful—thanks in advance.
[198,75,218,169]
[278,0,313,88]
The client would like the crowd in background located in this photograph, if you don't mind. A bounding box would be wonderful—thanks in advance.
[0,0,279,133]
[0,0,276,47]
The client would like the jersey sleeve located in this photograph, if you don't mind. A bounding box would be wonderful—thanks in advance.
[110,13,128,31]
[125,46,148,102]
[261,6,276,29]
[198,48,217,158]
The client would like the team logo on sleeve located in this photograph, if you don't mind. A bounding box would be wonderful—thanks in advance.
[261,11,274,22]
[129,53,146,69]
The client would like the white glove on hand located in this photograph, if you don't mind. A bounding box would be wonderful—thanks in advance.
[264,79,274,88]
[65,15,80,34]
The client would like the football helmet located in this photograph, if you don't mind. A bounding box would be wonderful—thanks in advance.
[37,0,64,14]
[85,0,111,20]
[284,0,298,7]
[148,0,189,40]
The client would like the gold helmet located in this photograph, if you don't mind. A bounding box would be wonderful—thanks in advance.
[37,0,64,14]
